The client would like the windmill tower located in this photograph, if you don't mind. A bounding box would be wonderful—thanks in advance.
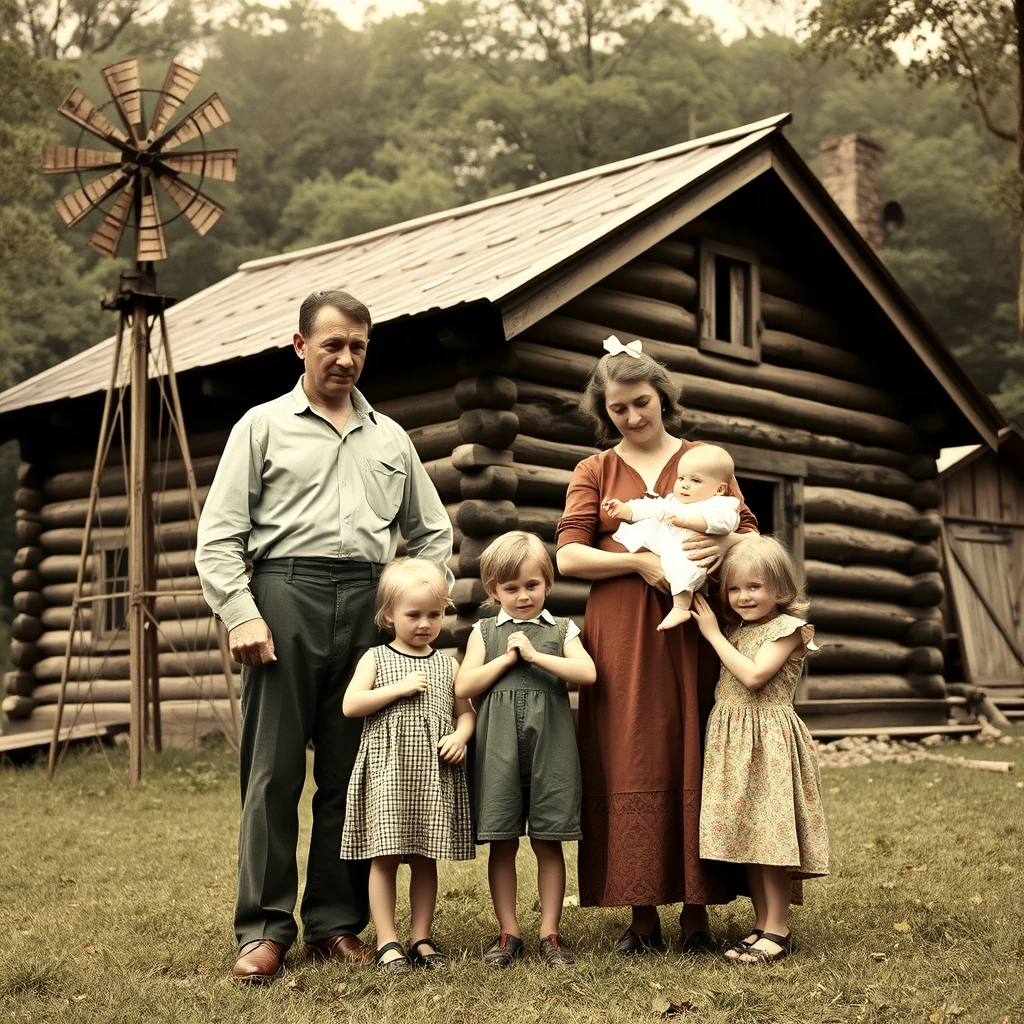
[41,60,239,784]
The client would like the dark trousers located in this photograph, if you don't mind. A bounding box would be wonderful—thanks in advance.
[235,557,384,948]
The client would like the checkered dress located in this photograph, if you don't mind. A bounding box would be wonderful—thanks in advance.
[341,645,474,861]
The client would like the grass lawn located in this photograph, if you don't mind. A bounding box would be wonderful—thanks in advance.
[1,729,1022,1024]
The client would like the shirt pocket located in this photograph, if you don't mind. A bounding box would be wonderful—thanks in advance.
[363,457,407,521]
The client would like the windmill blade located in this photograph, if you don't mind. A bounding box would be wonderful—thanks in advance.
[42,144,122,175]
[54,168,132,228]
[88,178,136,258]
[136,171,168,262]
[58,88,128,146]
[159,148,238,182]
[101,59,144,141]
[147,62,201,142]
[155,94,231,152]
[156,172,224,236]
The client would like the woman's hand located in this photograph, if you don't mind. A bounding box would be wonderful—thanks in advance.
[437,733,467,764]
[633,552,671,593]
[683,531,739,571]
[690,594,722,640]
[507,631,538,663]
[397,671,429,697]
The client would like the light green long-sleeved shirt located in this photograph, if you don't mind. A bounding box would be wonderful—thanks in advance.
[196,376,454,631]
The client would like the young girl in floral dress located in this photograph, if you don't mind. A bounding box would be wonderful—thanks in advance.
[690,535,829,963]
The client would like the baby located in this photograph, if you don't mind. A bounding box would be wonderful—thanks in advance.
[602,444,740,631]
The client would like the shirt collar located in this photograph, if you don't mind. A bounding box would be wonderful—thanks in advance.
[290,375,376,423]
[495,607,556,627]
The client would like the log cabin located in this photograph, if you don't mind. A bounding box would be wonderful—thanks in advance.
[0,113,1004,742]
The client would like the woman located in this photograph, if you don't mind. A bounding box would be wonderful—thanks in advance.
[555,343,757,953]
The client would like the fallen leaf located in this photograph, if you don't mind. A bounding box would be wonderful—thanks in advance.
[72,994,88,1002]
[83,945,96,954]
[893,920,911,933]
[59,875,77,886]
[652,997,672,1014]
[286,978,297,990]
[880,881,896,890]
[970,895,984,904]
[649,981,663,990]
[334,983,348,996]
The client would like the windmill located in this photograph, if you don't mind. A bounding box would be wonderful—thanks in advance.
[42,60,239,784]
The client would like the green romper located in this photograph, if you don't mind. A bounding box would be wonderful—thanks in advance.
[473,615,583,842]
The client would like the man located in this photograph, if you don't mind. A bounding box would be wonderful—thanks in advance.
[196,290,454,982]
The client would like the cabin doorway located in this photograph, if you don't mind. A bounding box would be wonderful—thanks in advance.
[734,471,804,562]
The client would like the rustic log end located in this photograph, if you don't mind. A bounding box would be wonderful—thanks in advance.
[455,375,518,412]
[457,409,520,450]
[451,444,514,472]
[459,466,518,501]
[1,694,34,719]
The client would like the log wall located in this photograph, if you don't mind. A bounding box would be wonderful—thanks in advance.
[505,230,951,733]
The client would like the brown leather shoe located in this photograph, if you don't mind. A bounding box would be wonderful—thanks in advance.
[232,939,287,983]
[303,934,374,965]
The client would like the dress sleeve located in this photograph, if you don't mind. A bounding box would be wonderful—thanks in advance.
[556,458,600,548]
[764,615,818,654]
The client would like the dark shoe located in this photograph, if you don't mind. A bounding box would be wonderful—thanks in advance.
[613,917,665,955]
[680,930,721,954]
[722,928,763,960]
[540,934,576,967]
[409,937,449,969]
[483,932,524,967]
[232,939,287,983]
[733,931,793,964]
[303,934,374,966]
[374,941,413,974]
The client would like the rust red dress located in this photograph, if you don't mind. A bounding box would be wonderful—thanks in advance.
[556,442,757,908]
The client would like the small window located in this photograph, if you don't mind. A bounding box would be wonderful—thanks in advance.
[698,239,762,363]
[94,540,130,647]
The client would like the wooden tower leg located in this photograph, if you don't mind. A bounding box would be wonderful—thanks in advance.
[48,316,127,778]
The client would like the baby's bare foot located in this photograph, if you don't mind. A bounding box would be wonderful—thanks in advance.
[657,608,691,631]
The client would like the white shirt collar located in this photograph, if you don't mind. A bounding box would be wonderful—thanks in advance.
[495,607,556,627]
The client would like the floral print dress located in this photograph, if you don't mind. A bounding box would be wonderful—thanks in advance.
[699,614,829,880]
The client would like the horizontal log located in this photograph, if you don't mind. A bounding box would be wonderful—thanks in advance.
[803,674,947,700]
[38,549,195,584]
[2,695,33,719]
[17,462,44,488]
[513,463,573,505]
[517,505,563,541]
[42,427,231,475]
[906,511,942,539]
[19,699,237,736]
[41,573,206,606]
[42,455,221,501]
[35,616,224,658]
[422,457,461,502]
[515,341,917,451]
[460,465,518,501]
[455,500,518,538]
[40,520,198,556]
[15,519,44,546]
[904,617,944,648]
[40,592,211,630]
[10,641,39,668]
[812,634,943,674]
[374,388,460,430]
[13,591,46,616]
[512,434,599,472]
[455,376,517,412]
[32,648,238,682]
[645,239,696,271]
[451,444,514,471]
[11,614,43,642]
[15,508,43,523]
[805,561,943,607]
[4,670,35,697]
[546,580,591,614]
[805,523,940,573]
[759,328,873,384]
[458,409,519,450]
[451,577,487,607]
[39,486,211,530]
[14,487,45,511]
[14,546,44,571]
[808,596,941,642]
[524,312,898,416]
[12,569,42,591]
[603,260,697,308]
[514,382,597,448]
[760,292,846,346]
[803,458,939,507]
[31,676,239,705]
[803,487,927,534]
[407,421,461,463]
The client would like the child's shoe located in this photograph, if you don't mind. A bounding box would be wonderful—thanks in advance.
[483,932,524,967]
[409,937,449,969]
[374,942,413,974]
[540,934,575,967]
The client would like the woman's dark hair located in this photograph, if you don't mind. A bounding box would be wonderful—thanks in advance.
[298,290,373,338]
[579,350,684,444]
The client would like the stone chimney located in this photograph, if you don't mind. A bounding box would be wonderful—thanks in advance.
[820,134,885,250]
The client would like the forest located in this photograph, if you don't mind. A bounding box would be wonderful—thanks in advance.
[0,0,1020,638]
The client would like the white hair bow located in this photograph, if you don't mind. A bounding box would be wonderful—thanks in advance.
[602,335,643,359]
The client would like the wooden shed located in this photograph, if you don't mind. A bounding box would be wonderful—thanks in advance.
[0,113,1003,741]
[937,427,1024,719]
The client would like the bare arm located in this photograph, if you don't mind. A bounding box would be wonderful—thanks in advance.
[342,651,429,717]
[668,511,709,531]
[453,629,516,699]
[438,659,476,764]
[556,543,670,593]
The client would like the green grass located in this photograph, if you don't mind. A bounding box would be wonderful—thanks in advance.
[1,731,1023,1024]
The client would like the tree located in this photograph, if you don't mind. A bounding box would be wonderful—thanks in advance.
[804,0,1024,360]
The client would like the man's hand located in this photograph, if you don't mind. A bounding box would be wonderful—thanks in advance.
[229,618,277,666]
[398,671,429,698]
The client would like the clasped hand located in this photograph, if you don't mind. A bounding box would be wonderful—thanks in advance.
[505,631,538,663]
[397,670,429,697]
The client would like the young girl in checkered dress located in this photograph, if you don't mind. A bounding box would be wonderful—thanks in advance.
[341,558,475,972]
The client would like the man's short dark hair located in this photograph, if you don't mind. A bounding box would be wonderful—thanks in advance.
[298,290,373,338]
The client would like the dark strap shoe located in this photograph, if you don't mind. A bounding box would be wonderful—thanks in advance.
[613,917,666,956]
[303,934,374,965]
[374,941,414,973]
[232,939,287,983]
[540,934,576,967]
[409,937,450,969]
[483,932,524,967]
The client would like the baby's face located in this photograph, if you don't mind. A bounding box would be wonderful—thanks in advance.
[672,451,729,504]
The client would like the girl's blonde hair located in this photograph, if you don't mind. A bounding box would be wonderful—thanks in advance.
[719,535,808,622]
[374,557,452,631]
[479,531,554,601]
[579,350,684,444]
